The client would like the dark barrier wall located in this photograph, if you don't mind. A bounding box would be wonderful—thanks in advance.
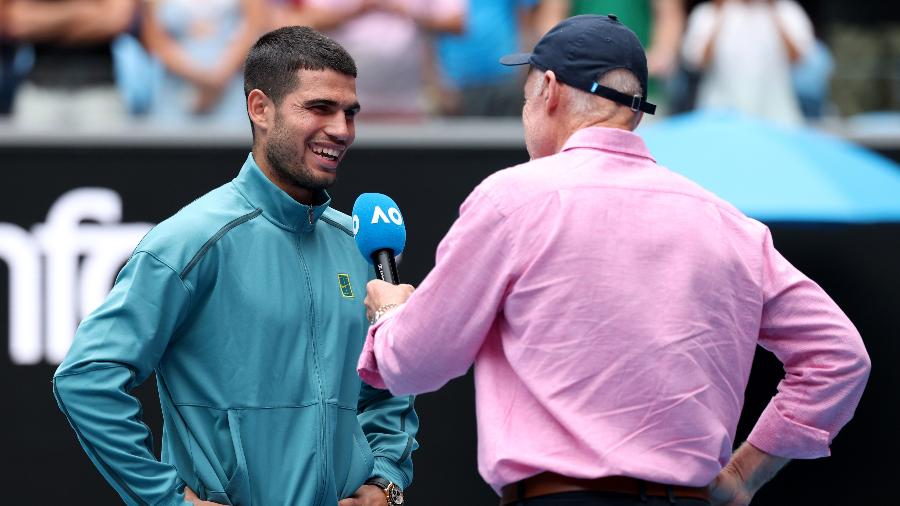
[1,144,897,504]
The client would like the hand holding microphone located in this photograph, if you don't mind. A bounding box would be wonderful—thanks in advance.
[365,282,415,325]
[352,193,416,324]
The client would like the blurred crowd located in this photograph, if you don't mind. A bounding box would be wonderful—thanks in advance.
[0,0,897,129]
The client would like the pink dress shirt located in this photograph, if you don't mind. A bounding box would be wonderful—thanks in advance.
[358,127,870,493]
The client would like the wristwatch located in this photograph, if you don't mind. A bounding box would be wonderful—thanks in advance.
[365,476,404,506]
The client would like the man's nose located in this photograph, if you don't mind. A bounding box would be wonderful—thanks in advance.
[325,112,353,142]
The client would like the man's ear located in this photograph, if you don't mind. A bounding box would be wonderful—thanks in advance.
[543,70,560,114]
[631,111,644,130]
[247,89,273,136]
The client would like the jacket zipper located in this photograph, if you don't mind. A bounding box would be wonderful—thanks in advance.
[296,234,328,505]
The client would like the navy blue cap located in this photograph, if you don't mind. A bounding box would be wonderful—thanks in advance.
[500,14,656,115]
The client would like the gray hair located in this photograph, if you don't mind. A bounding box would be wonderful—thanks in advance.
[567,68,643,117]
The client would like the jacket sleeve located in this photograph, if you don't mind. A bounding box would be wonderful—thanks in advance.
[748,229,871,459]
[357,382,419,489]
[52,251,192,506]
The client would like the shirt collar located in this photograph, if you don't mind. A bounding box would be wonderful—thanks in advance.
[233,153,331,233]
[560,126,656,162]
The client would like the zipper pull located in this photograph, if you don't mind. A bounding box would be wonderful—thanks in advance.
[308,206,314,225]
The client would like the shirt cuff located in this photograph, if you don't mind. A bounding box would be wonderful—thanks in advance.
[747,400,832,459]
[357,306,402,390]
[371,455,411,490]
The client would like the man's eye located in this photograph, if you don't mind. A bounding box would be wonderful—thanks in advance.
[305,104,331,114]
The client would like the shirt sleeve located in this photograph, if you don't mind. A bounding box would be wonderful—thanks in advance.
[775,0,815,58]
[358,185,514,395]
[53,251,193,506]
[747,229,870,459]
[681,3,717,70]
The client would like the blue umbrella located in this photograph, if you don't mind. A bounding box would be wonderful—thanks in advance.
[640,110,900,223]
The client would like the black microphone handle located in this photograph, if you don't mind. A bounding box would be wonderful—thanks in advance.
[372,249,400,285]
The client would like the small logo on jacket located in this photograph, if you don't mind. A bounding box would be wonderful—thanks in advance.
[338,273,354,298]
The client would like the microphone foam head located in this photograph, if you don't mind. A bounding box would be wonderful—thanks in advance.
[352,193,406,263]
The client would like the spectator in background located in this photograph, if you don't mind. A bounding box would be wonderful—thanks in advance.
[1,29,20,115]
[267,0,302,29]
[1,0,13,114]
[267,0,309,28]
[570,0,685,114]
[0,0,137,128]
[433,0,568,117]
[141,0,265,124]
[824,1,900,117]
[682,0,814,126]
[290,0,465,119]
[791,37,833,119]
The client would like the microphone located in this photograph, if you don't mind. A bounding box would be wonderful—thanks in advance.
[352,193,406,285]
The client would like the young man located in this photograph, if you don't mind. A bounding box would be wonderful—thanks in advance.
[359,15,869,506]
[54,27,416,506]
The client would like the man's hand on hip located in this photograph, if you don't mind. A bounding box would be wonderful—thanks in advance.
[338,484,388,506]
[365,280,415,323]
[709,465,753,506]
[184,486,227,506]
[709,442,790,506]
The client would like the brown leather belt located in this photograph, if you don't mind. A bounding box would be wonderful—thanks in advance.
[500,473,710,505]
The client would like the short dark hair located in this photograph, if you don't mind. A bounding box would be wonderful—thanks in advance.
[243,26,357,135]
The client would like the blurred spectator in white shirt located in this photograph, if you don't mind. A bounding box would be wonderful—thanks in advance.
[682,0,814,125]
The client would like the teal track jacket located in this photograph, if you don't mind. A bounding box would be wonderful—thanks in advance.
[53,154,418,506]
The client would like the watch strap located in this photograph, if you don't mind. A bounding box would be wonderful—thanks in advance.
[365,476,391,489]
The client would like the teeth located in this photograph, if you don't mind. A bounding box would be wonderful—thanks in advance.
[311,145,341,160]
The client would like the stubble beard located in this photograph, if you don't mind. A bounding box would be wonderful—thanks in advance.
[265,118,336,193]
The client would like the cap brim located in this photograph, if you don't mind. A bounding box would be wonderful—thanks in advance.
[499,53,532,66]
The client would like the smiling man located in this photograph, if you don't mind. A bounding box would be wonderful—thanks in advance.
[53,27,417,506]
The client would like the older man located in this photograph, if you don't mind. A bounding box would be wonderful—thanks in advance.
[359,14,870,506]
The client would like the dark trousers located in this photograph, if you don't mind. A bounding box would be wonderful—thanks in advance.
[510,491,711,506]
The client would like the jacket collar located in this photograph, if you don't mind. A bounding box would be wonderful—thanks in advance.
[560,126,656,162]
[233,153,331,233]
